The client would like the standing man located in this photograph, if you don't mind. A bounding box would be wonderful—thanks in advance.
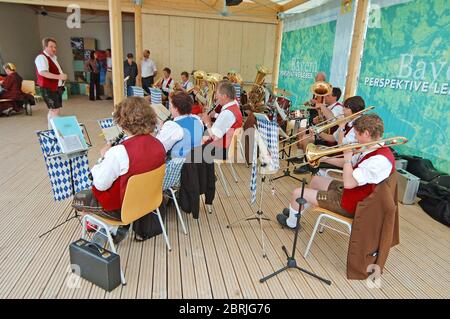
[84,51,102,101]
[141,49,157,94]
[104,49,113,100]
[35,37,67,128]
[124,53,138,95]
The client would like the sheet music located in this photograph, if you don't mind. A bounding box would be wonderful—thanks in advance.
[102,125,122,142]
[63,135,84,153]
[151,103,171,122]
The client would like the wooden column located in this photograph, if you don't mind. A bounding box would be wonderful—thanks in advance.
[344,0,370,99]
[272,19,284,90]
[109,0,124,104]
[134,3,143,87]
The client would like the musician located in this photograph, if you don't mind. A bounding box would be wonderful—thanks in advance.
[35,37,67,128]
[192,79,208,115]
[141,49,157,94]
[155,67,174,100]
[178,71,194,92]
[124,53,138,89]
[156,91,204,158]
[72,97,166,243]
[0,63,29,115]
[318,96,365,145]
[277,114,395,229]
[201,80,243,160]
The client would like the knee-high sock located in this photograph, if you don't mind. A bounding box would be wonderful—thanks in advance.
[286,202,310,228]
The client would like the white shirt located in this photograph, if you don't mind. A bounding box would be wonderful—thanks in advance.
[211,101,237,139]
[156,114,203,152]
[162,77,174,93]
[333,121,357,145]
[141,58,157,78]
[35,51,64,86]
[351,145,393,186]
[328,102,344,118]
[91,144,129,191]
[106,57,112,70]
[182,80,194,91]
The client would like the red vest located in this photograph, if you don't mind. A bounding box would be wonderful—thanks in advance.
[341,147,395,214]
[212,102,243,149]
[92,135,166,213]
[36,52,60,92]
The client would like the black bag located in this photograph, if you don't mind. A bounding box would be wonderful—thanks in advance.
[400,155,443,182]
[132,207,165,241]
[417,182,450,227]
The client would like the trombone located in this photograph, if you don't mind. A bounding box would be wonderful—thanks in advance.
[279,106,375,147]
[284,136,408,169]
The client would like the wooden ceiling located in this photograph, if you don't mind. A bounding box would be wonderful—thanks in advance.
[0,0,311,24]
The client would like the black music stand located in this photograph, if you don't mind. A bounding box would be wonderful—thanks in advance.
[260,178,331,285]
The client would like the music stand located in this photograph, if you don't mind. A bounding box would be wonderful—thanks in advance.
[36,128,92,238]
[260,178,331,285]
[227,119,278,258]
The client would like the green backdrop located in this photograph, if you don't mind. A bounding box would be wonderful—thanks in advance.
[357,0,449,172]
[278,21,336,109]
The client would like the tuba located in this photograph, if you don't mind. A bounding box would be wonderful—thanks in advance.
[228,71,243,85]
[255,64,271,86]
[188,70,207,94]
[204,72,222,112]
[311,81,333,130]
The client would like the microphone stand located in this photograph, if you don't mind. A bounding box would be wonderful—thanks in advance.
[260,178,331,285]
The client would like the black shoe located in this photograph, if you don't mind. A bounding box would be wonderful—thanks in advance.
[282,207,290,217]
[287,157,304,164]
[294,165,311,175]
[112,226,129,245]
[89,98,95,101]
[96,97,103,100]
[276,214,296,230]
[106,97,113,100]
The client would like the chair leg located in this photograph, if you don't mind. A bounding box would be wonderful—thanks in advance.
[304,214,324,258]
[170,188,187,235]
[319,220,327,233]
[237,140,248,167]
[217,163,230,196]
[229,163,238,183]
[156,208,171,251]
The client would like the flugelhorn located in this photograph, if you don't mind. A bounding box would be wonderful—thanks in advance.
[302,136,408,168]
[279,106,375,146]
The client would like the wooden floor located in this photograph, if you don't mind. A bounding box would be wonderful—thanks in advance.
[0,96,448,299]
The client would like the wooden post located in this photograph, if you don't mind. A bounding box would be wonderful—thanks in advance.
[344,0,370,99]
[109,0,124,104]
[272,19,283,90]
[134,3,143,87]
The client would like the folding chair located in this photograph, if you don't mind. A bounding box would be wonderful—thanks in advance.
[214,127,246,197]
[81,164,169,285]
[163,158,188,235]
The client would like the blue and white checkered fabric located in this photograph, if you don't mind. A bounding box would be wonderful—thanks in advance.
[129,86,145,97]
[98,118,114,129]
[37,130,92,201]
[150,88,163,105]
[250,130,258,204]
[163,158,186,191]
[256,118,279,172]
[233,83,241,102]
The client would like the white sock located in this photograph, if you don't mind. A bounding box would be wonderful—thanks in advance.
[286,203,310,228]
[47,112,52,130]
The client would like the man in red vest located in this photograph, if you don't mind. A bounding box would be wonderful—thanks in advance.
[201,80,243,160]
[35,37,67,129]
[277,114,395,229]
[72,97,166,242]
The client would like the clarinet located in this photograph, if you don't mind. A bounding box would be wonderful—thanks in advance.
[88,131,125,181]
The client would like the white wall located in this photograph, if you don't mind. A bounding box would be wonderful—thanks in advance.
[0,3,41,79]
[37,13,135,82]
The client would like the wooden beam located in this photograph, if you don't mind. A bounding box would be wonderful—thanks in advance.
[272,19,283,89]
[253,0,283,12]
[281,0,309,12]
[108,0,124,104]
[344,0,369,99]
[134,3,143,87]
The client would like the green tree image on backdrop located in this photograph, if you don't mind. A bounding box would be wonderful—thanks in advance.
[278,21,336,110]
[358,0,449,172]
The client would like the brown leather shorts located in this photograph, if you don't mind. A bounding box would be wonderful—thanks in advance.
[316,180,353,218]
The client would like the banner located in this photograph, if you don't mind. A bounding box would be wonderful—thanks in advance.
[358,0,449,172]
[278,20,336,109]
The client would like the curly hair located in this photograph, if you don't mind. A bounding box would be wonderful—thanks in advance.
[354,113,384,139]
[113,97,157,135]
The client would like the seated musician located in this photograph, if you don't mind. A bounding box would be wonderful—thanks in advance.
[201,80,243,160]
[277,113,395,229]
[192,79,208,115]
[304,72,327,124]
[177,71,194,93]
[0,63,30,115]
[156,90,204,158]
[155,67,174,100]
[72,97,166,242]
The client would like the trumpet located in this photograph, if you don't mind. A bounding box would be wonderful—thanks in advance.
[301,136,408,168]
[279,106,375,146]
